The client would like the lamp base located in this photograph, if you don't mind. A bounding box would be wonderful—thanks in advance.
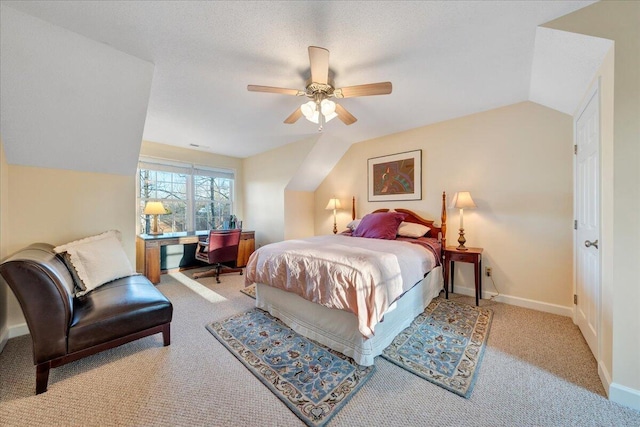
[149,214,163,235]
[457,227,468,250]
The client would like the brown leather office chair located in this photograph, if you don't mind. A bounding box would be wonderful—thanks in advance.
[192,229,243,282]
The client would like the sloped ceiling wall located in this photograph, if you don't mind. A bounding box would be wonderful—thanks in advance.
[0,6,154,176]
[0,4,614,187]
[529,26,613,115]
[285,133,350,192]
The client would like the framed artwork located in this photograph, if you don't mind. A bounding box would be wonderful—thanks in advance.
[368,149,422,202]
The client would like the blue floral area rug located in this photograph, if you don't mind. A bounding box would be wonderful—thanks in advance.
[382,298,493,398]
[239,284,256,299]
[206,308,375,427]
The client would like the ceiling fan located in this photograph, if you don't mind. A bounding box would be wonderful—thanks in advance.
[247,46,392,131]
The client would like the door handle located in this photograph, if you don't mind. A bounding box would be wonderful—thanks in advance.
[584,239,599,249]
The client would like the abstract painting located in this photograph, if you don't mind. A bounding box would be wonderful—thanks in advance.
[368,150,422,201]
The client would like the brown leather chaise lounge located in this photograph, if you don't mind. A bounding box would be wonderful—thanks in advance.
[0,243,173,394]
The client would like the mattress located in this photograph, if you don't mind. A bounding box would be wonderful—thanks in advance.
[245,234,440,338]
[254,265,443,366]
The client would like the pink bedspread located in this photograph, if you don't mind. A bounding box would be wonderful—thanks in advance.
[244,235,438,338]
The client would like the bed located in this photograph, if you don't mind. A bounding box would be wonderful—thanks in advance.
[244,192,448,366]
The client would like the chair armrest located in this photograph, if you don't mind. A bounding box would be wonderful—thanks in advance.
[0,244,74,363]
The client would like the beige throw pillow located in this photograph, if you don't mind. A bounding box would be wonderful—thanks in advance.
[397,222,431,238]
[54,230,137,297]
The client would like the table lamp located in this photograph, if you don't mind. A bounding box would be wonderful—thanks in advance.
[450,191,476,250]
[144,201,167,235]
[325,197,342,234]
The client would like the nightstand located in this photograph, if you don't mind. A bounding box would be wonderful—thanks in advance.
[444,246,483,306]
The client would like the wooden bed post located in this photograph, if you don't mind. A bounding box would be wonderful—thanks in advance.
[441,191,447,260]
[352,196,356,220]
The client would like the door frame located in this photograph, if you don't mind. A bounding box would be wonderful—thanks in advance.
[572,79,602,361]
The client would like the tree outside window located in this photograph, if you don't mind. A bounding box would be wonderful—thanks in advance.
[194,175,232,230]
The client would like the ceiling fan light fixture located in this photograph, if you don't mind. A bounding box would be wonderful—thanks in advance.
[301,101,316,119]
[320,99,336,116]
[248,46,392,130]
[302,99,337,124]
[308,110,320,124]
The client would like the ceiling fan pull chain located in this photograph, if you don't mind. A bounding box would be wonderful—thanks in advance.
[317,97,323,132]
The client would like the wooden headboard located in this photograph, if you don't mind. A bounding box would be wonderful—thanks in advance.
[356,191,448,246]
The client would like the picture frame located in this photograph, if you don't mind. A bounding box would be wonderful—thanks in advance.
[368,149,422,202]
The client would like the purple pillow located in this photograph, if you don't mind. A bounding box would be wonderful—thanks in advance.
[353,212,407,240]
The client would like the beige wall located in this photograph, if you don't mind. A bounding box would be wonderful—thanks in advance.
[284,190,315,240]
[316,101,574,310]
[243,138,316,247]
[545,0,640,406]
[2,164,135,331]
[139,141,245,226]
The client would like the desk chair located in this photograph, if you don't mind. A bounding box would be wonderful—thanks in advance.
[192,229,243,282]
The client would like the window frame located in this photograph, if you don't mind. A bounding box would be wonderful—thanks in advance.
[137,157,235,234]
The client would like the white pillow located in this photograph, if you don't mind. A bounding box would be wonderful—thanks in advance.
[346,219,361,231]
[54,230,137,296]
[397,222,431,238]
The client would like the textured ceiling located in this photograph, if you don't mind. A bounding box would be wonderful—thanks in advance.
[530,26,613,115]
[3,1,595,158]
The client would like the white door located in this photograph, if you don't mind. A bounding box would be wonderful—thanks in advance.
[574,84,600,357]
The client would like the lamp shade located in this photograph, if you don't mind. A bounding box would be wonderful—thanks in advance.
[302,99,339,124]
[308,110,320,124]
[325,198,342,210]
[450,191,477,209]
[144,201,167,215]
[301,101,316,119]
[320,99,336,115]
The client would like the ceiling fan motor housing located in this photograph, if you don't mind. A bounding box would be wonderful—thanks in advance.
[306,82,334,99]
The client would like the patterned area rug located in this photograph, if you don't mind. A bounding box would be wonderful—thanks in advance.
[206,308,375,427]
[240,283,256,299]
[382,298,493,398]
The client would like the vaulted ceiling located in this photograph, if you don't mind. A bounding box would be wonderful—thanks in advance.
[1,1,597,161]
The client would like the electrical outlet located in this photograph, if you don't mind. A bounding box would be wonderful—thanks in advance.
[485,267,492,277]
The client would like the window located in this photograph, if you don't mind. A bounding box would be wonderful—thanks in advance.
[193,167,233,231]
[137,159,234,233]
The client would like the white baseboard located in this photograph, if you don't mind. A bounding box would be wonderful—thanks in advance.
[598,360,612,397]
[0,326,8,354]
[0,322,29,354]
[451,286,573,317]
[8,322,29,339]
[609,382,640,411]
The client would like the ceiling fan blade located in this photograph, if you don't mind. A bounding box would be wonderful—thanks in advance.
[335,104,357,125]
[283,107,303,124]
[247,85,304,96]
[334,82,392,98]
[309,46,329,84]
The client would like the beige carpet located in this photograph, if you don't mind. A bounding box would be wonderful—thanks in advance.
[1,268,639,426]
